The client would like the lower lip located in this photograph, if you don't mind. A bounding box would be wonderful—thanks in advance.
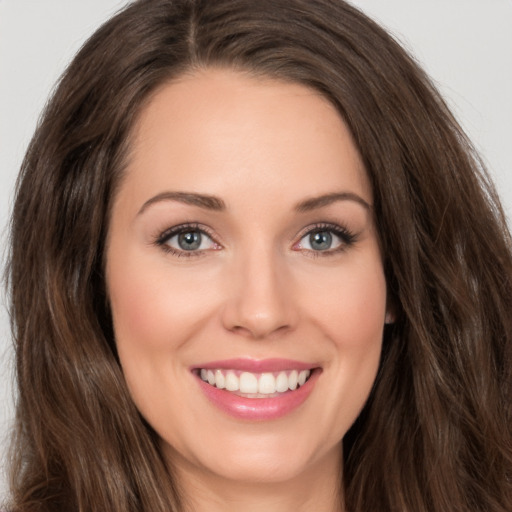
[195,369,320,421]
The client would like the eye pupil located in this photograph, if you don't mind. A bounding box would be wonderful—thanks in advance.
[178,231,202,250]
[310,231,332,251]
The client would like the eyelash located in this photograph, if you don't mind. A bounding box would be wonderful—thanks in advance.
[293,222,357,257]
[154,223,219,258]
[153,222,357,258]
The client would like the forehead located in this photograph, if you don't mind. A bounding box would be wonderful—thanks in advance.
[118,68,371,212]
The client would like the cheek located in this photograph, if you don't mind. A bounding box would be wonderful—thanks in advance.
[310,259,386,425]
[106,253,216,426]
[108,254,218,356]
[109,272,174,354]
[303,258,387,350]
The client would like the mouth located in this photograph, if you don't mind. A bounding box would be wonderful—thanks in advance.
[195,368,312,398]
[191,359,321,420]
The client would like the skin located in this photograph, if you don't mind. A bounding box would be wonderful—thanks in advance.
[106,68,389,512]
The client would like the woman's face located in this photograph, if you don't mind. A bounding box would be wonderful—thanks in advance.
[106,69,388,488]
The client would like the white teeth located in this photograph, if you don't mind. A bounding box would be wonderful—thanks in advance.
[276,372,289,393]
[258,373,276,394]
[225,371,239,391]
[215,369,225,389]
[239,372,258,393]
[288,370,298,390]
[199,368,311,395]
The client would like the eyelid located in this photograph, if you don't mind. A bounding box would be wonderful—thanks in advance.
[154,222,222,256]
[293,222,357,254]
[153,221,357,257]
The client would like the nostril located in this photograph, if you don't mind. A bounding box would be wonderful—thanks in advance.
[228,322,293,340]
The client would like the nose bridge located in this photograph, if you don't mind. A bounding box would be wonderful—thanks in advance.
[222,242,296,338]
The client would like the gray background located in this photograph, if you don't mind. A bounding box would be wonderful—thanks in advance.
[1,0,511,499]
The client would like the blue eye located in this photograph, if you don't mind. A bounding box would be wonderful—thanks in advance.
[307,231,335,251]
[300,230,341,251]
[175,231,204,251]
[296,224,356,253]
[157,225,219,254]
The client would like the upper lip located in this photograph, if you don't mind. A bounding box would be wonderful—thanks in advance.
[191,358,318,373]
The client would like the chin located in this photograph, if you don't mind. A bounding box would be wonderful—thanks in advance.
[164,426,340,486]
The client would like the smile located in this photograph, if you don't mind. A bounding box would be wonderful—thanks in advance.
[192,359,320,420]
[199,368,312,397]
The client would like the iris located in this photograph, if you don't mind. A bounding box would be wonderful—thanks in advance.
[309,231,332,251]
[178,231,202,250]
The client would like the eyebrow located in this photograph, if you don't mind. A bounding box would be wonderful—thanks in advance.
[137,190,370,216]
[138,191,226,215]
[294,192,371,212]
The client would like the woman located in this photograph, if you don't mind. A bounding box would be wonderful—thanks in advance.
[6,0,512,511]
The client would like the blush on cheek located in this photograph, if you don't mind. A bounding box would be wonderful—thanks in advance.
[110,269,211,356]
[312,277,386,349]
[109,270,165,353]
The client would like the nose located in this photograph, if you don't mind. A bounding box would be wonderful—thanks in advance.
[221,247,298,339]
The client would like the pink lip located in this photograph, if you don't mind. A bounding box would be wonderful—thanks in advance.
[192,358,321,421]
[193,357,316,373]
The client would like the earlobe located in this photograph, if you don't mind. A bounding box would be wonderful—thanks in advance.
[385,311,395,324]
[384,304,396,325]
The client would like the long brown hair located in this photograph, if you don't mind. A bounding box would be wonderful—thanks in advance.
[6,1,512,511]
